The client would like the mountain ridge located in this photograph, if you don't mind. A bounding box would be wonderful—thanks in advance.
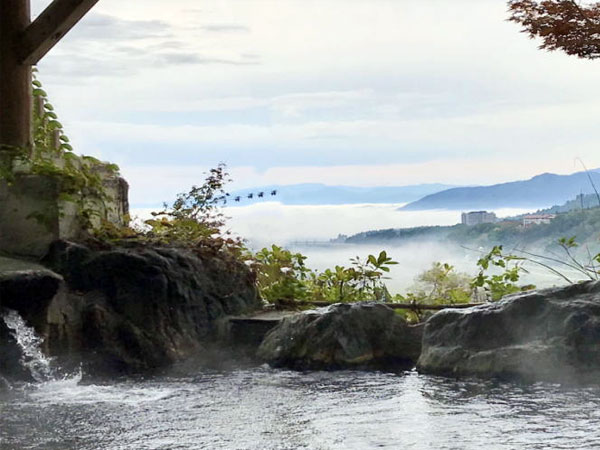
[400,169,600,211]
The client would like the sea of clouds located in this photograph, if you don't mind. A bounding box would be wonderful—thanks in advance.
[133,202,573,294]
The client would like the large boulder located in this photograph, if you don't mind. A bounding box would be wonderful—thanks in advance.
[257,302,423,370]
[417,281,600,383]
[41,240,261,375]
[0,241,261,377]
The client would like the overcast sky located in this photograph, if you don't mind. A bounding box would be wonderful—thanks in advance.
[32,0,600,206]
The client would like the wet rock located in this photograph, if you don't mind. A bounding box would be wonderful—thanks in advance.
[41,241,261,375]
[417,281,600,383]
[0,262,63,321]
[257,302,423,370]
[0,240,261,377]
[0,375,10,391]
[219,310,299,352]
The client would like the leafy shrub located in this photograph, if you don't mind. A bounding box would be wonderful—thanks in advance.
[397,262,471,305]
[471,246,525,301]
[94,163,248,264]
[254,248,397,304]
[254,245,312,303]
[393,262,471,322]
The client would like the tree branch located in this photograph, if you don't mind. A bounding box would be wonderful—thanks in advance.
[568,0,597,28]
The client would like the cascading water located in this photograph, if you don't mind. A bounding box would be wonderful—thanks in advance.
[1,309,56,382]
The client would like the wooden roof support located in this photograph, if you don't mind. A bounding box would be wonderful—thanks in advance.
[18,0,100,65]
[0,0,97,150]
[0,0,32,149]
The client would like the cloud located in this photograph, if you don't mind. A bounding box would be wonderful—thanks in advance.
[32,0,600,199]
[64,95,600,168]
[270,90,375,118]
[67,13,172,41]
[36,8,259,80]
[200,24,251,33]
[155,53,259,66]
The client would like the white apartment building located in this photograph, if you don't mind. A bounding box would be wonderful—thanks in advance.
[461,211,497,226]
[522,214,556,226]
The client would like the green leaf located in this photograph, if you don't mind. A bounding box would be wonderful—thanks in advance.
[32,88,47,97]
[47,120,63,130]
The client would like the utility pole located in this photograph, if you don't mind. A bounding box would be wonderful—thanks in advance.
[0,0,99,151]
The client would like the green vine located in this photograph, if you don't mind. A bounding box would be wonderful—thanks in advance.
[0,69,121,232]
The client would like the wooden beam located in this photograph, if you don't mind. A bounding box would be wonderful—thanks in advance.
[18,0,99,65]
[0,0,32,150]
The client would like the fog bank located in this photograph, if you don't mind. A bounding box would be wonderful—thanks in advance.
[132,202,573,294]
[223,202,532,248]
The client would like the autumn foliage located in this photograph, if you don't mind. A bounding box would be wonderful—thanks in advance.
[508,0,600,58]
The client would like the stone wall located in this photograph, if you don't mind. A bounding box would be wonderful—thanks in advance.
[0,173,128,258]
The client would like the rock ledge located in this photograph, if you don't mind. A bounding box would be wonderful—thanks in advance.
[417,281,600,383]
[258,302,423,370]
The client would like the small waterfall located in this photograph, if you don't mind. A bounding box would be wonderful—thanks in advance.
[1,309,55,382]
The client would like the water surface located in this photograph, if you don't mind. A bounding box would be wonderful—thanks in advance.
[2,367,599,449]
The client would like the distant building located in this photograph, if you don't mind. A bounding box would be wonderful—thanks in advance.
[461,211,497,226]
[522,214,556,227]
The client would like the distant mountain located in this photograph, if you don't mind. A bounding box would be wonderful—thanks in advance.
[400,170,600,211]
[228,183,456,206]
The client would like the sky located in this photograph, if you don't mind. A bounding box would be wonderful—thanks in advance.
[32,0,600,207]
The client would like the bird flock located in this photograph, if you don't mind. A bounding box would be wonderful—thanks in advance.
[223,190,278,205]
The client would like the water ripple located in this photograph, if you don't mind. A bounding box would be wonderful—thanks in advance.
[2,367,600,449]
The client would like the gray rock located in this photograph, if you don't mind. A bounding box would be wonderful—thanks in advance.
[417,281,600,383]
[43,241,262,375]
[0,266,63,316]
[257,302,423,370]
[0,240,261,378]
[0,375,10,392]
